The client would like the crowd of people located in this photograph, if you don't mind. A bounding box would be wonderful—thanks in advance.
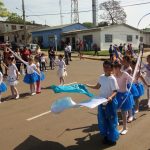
[0,45,68,102]
[86,43,150,146]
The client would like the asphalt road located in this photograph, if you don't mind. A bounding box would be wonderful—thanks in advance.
[0,59,150,150]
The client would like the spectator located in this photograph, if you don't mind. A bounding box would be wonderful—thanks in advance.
[109,44,114,62]
[68,43,72,61]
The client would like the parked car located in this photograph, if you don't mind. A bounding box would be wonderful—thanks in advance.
[26,44,38,53]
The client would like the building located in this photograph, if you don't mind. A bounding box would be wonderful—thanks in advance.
[31,23,87,49]
[62,23,150,50]
[0,21,43,43]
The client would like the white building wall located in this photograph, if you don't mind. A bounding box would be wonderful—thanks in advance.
[100,25,141,50]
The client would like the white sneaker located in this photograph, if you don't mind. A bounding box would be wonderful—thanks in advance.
[121,129,128,135]
[31,92,36,96]
[16,95,20,99]
[135,110,139,114]
[128,116,133,123]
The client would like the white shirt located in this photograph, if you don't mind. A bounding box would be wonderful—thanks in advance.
[41,56,46,63]
[8,64,18,78]
[0,72,3,84]
[68,45,72,53]
[98,74,119,98]
[58,60,66,69]
[27,63,37,74]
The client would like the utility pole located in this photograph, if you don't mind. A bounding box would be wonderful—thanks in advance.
[71,0,79,24]
[59,0,63,25]
[22,0,27,45]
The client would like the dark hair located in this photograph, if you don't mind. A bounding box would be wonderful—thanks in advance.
[8,56,15,61]
[28,56,34,62]
[59,54,63,58]
[113,61,122,68]
[147,55,150,60]
[123,56,131,63]
[103,60,113,68]
[131,59,137,66]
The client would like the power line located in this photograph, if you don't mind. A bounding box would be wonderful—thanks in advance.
[26,1,150,17]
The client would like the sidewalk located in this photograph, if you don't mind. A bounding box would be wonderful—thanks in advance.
[52,51,150,61]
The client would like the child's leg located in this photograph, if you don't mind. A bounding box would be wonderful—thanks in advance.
[135,98,139,112]
[121,110,128,134]
[10,86,15,98]
[36,81,41,93]
[0,93,1,103]
[13,86,19,99]
[61,77,64,85]
[44,62,46,70]
[147,88,150,108]
[128,109,133,122]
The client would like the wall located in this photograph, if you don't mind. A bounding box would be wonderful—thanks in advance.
[100,25,141,50]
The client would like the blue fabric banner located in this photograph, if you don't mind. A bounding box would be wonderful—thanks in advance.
[50,84,94,97]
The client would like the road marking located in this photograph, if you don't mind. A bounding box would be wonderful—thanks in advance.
[26,111,51,121]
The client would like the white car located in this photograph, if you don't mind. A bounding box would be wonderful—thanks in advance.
[26,44,38,53]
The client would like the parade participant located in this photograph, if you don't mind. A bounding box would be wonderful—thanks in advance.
[57,55,67,85]
[15,48,22,73]
[34,56,45,94]
[4,56,19,99]
[0,71,7,103]
[141,55,150,108]
[23,56,40,96]
[113,61,134,135]
[86,60,119,145]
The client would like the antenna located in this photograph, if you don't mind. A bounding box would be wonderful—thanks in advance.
[71,0,79,24]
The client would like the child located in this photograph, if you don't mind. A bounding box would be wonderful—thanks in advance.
[86,60,119,146]
[23,56,40,96]
[141,55,150,108]
[34,56,45,94]
[40,53,47,71]
[57,55,67,85]
[0,71,7,103]
[113,61,134,135]
[4,56,19,99]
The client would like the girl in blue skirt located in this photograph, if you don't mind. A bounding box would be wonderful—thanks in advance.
[0,71,7,103]
[34,56,45,94]
[87,60,119,146]
[23,56,40,96]
[113,61,134,135]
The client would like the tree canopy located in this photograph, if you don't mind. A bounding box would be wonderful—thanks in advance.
[82,22,95,28]
[0,1,10,17]
[99,0,127,24]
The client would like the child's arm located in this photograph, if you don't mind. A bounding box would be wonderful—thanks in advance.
[16,70,19,80]
[108,90,117,102]
[86,83,101,89]
[2,62,8,69]
[139,75,150,87]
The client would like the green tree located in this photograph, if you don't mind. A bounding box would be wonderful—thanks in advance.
[100,0,127,24]
[6,13,32,24]
[0,1,10,17]
[82,22,95,28]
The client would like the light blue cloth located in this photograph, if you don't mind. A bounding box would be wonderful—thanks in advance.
[50,84,94,97]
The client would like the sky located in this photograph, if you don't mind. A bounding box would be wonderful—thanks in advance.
[2,0,150,29]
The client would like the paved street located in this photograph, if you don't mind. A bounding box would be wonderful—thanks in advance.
[0,59,150,150]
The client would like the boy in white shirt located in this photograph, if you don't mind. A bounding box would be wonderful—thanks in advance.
[86,60,119,146]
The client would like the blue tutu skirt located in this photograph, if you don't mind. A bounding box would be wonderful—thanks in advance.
[97,98,119,142]
[116,92,134,111]
[0,82,7,93]
[135,82,144,97]
[127,83,139,98]
[37,71,45,81]
[23,72,39,84]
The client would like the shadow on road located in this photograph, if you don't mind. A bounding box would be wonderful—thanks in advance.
[14,133,114,150]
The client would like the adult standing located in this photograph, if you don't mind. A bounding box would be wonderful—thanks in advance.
[15,48,22,73]
[68,43,72,61]
[48,47,56,70]
[64,44,69,65]
[109,45,114,62]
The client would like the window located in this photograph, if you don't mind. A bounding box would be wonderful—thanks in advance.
[20,26,24,29]
[136,35,138,39]
[127,35,132,42]
[140,37,143,42]
[22,35,25,40]
[105,34,112,43]
[11,25,16,30]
